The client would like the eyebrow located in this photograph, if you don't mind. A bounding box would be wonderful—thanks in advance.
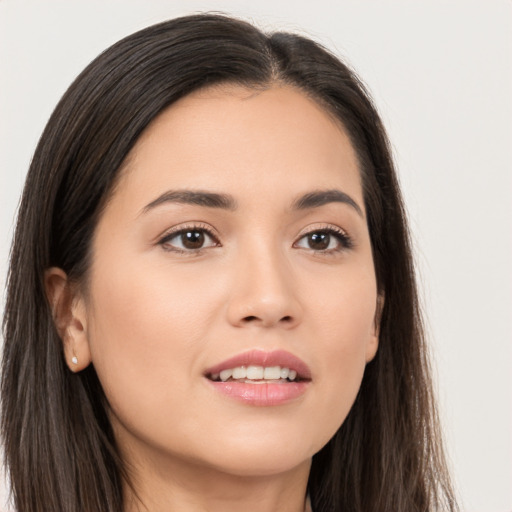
[292,189,363,217]
[142,190,237,213]
[141,188,363,217]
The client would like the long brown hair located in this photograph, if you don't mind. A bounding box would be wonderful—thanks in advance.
[1,13,458,512]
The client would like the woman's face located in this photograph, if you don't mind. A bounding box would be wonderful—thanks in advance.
[79,85,379,478]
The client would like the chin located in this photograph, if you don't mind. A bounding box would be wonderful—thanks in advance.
[192,424,329,478]
[203,449,313,478]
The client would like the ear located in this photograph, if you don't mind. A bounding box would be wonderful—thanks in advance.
[365,292,384,363]
[44,267,92,372]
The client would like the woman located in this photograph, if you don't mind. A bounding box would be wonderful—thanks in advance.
[1,13,458,512]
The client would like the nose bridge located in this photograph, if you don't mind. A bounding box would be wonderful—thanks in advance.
[226,233,301,328]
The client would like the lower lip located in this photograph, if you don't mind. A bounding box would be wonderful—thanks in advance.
[207,380,309,406]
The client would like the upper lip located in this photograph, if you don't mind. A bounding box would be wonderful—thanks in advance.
[204,349,312,380]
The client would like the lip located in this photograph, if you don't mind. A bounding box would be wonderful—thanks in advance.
[206,380,309,406]
[204,349,312,380]
[204,349,311,406]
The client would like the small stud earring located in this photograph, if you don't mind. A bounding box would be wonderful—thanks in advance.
[72,356,78,365]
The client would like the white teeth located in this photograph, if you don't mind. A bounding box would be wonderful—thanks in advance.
[264,366,281,380]
[232,367,247,379]
[213,366,298,382]
[219,369,233,382]
[246,366,264,379]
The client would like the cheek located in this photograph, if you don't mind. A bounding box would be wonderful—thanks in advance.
[306,257,377,350]
[88,253,219,349]
[83,255,222,420]
[303,264,377,432]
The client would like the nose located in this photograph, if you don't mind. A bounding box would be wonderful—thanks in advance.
[226,244,303,329]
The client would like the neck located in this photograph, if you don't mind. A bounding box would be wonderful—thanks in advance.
[123,455,311,512]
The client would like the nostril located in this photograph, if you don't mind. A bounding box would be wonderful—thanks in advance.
[241,314,295,325]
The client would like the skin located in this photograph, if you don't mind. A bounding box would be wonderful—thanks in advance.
[46,84,380,512]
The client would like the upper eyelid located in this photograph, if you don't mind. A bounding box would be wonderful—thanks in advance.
[158,222,220,241]
[294,223,355,251]
[295,223,350,238]
[157,225,220,255]
[156,221,352,247]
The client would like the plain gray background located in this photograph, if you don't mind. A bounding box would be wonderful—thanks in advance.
[1,1,511,511]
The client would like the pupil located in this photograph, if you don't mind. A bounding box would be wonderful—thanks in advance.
[309,232,329,250]
[182,231,204,249]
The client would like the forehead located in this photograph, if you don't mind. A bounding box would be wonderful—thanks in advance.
[113,84,363,212]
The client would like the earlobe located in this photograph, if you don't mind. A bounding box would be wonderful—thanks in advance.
[44,267,92,372]
[366,292,384,363]
[365,333,379,363]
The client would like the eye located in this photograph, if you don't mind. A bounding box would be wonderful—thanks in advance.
[159,226,219,253]
[294,227,353,252]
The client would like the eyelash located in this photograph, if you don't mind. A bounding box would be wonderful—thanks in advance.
[158,223,220,254]
[293,226,354,254]
[157,224,354,255]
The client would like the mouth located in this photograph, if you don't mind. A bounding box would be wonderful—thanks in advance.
[204,350,311,406]
[206,365,305,383]
[204,348,311,382]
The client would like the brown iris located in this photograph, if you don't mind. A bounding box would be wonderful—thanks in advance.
[307,232,330,250]
[181,230,205,249]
